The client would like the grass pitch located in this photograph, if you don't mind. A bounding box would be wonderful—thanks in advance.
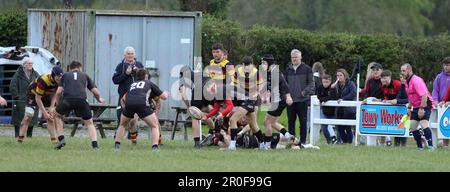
[1,135,450,172]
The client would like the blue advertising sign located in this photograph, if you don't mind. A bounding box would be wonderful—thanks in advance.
[438,107,450,138]
[359,104,407,135]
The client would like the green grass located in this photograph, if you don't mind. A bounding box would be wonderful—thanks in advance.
[2,135,450,172]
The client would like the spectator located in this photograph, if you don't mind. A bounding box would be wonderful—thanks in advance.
[387,73,409,146]
[334,68,357,144]
[432,57,450,147]
[360,63,390,145]
[361,63,384,100]
[284,49,315,145]
[317,74,338,144]
[312,62,325,95]
[401,63,435,151]
[10,58,40,138]
[379,70,405,146]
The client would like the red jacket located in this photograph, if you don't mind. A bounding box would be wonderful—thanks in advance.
[206,99,234,118]
[442,86,450,102]
[381,79,401,100]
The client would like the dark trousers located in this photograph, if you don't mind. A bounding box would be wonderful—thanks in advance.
[394,137,407,146]
[287,101,308,144]
[337,125,353,144]
[14,125,33,138]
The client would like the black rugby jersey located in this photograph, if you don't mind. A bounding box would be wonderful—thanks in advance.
[124,80,163,106]
[59,70,96,99]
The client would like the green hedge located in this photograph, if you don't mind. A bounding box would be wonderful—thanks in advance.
[202,15,450,86]
[0,9,27,47]
[2,12,449,86]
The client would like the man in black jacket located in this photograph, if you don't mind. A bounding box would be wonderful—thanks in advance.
[283,49,315,145]
[112,47,144,140]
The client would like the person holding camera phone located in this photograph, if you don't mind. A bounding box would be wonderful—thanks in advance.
[112,47,144,143]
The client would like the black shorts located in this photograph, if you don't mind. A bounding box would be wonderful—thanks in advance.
[238,100,258,113]
[267,101,287,117]
[410,107,431,121]
[56,98,92,120]
[26,93,52,108]
[190,99,212,109]
[122,104,154,119]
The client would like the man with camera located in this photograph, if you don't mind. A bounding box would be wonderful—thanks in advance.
[112,46,144,142]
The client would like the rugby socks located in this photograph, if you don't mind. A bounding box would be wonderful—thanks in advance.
[264,136,272,149]
[114,141,121,149]
[230,128,238,149]
[130,132,137,143]
[230,128,238,141]
[58,135,65,142]
[412,130,423,148]
[50,137,57,144]
[152,144,158,151]
[91,141,98,149]
[194,137,200,147]
[279,128,287,135]
[423,128,433,147]
[254,130,264,143]
[18,135,24,143]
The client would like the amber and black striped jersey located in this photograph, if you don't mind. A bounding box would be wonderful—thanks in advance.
[232,66,264,100]
[121,80,163,107]
[29,73,58,96]
[204,59,234,85]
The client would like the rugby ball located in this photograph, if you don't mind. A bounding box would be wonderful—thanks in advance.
[188,106,203,120]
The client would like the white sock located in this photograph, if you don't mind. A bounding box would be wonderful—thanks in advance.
[265,141,271,149]
[229,140,236,149]
[284,132,291,139]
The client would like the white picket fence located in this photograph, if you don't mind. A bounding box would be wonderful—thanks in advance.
[309,95,439,146]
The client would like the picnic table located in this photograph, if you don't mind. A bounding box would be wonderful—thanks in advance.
[64,103,117,138]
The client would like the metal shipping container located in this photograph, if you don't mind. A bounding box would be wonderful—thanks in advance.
[28,9,202,120]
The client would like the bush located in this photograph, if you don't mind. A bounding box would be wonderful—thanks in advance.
[0,9,27,47]
[203,17,450,86]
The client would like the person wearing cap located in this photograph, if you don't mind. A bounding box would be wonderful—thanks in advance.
[10,58,40,138]
[360,62,384,100]
[17,65,63,145]
[283,49,315,145]
[432,57,450,147]
[228,56,265,150]
[361,63,392,146]
[260,54,294,149]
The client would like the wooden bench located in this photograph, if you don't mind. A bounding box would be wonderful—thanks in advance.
[170,107,192,141]
[64,116,116,138]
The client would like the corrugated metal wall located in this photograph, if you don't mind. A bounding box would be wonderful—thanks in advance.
[95,15,194,120]
[95,15,144,107]
[28,10,200,120]
[28,11,87,72]
[144,17,194,120]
